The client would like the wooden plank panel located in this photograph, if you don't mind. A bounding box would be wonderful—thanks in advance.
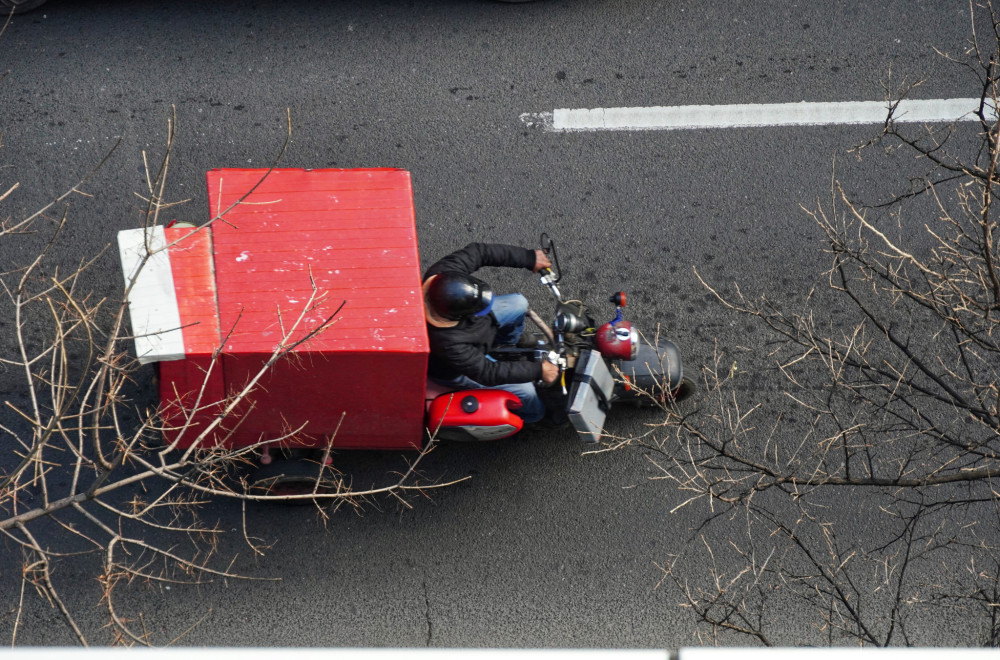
[164,227,220,357]
[208,168,427,356]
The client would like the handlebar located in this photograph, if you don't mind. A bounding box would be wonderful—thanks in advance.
[539,233,561,282]
[538,267,563,303]
[536,235,576,394]
[542,351,567,392]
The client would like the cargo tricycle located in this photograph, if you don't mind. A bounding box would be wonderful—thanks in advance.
[118,168,688,495]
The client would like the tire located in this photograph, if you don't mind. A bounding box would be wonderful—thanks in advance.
[614,376,696,408]
[144,363,169,449]
[150,362,161,397]
[0,0,47,14]
[673,377,696,402]
[618,385,670,408]
[248,458,334,505]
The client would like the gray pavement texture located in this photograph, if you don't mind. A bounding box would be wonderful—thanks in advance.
[0,0,989,648]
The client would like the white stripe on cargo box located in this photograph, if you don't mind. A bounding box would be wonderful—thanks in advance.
[117,226,185,364]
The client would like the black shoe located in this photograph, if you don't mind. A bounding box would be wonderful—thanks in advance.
[531,415,572,430]
[530,402,571,429]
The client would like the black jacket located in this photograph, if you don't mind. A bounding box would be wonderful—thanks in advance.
[424,243,542,385]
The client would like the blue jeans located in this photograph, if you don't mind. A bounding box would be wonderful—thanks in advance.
[432,293,545,424]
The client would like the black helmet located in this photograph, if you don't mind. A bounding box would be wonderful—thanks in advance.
[425,272,494,322]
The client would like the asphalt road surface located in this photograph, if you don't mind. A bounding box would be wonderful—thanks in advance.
[0,0,981,648]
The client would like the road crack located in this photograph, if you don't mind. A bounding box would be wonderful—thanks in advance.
[423,579,433,646]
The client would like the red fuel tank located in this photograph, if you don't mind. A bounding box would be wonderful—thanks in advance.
[427,389,524,442]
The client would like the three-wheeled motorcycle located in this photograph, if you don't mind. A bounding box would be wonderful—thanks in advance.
[118,168,687,494]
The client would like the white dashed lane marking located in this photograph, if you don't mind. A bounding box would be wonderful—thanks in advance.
[520,98,993,132]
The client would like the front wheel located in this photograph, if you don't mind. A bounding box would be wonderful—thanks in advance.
[673,377,696,402]
[612,338,684,406]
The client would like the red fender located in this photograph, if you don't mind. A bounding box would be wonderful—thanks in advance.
[427,389,524,442]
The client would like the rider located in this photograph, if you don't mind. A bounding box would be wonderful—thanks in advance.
[423,242,559,424]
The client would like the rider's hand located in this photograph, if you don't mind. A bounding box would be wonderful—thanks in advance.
[541,360,560,384]
[533,249,552,273]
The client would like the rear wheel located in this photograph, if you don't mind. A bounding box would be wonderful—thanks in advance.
[144,363,168,449]
[248,458,335,504]
[150,362,161,396]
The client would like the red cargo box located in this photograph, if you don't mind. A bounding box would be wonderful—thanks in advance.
[121,168,429,451]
